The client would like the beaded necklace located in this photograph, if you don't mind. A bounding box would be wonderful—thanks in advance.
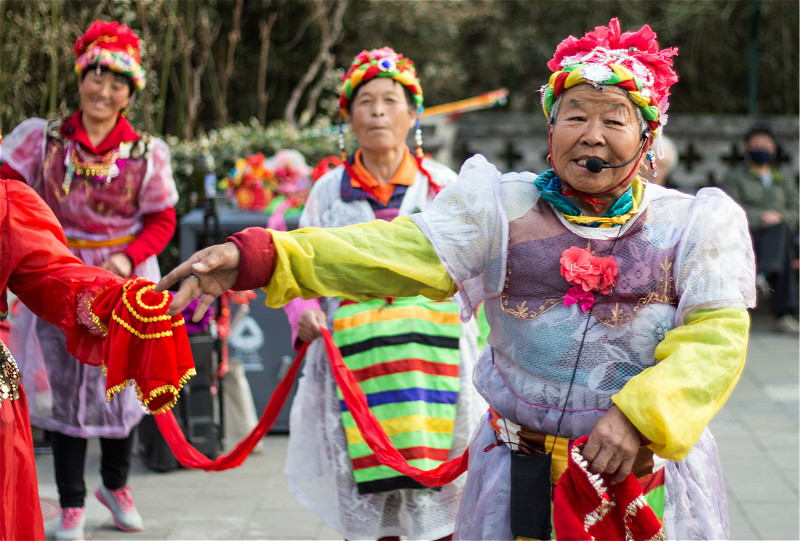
[62,140,121,195]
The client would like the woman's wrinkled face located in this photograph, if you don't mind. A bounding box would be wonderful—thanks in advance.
[549,85,645,198]
[78,70,132,125]
[349,78,416,155]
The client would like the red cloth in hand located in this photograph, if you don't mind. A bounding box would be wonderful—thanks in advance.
[553,435,664,541]
[152,329,470,483]
[88,277,195,413]
[154,341,309,471]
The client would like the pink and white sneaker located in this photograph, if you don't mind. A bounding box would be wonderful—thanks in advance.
[55,507,85,541]
[95,484,144,531]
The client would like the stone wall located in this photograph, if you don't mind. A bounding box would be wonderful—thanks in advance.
[421,113,799,192]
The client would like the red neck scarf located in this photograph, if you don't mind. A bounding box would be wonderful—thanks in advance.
[61,111,140,155]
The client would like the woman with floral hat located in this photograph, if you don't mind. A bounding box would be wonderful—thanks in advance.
[266,47,482,541]
[1,20,177,540]
[161,20,755,540]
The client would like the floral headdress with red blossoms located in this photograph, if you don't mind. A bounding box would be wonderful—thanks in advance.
[339,47,423,119]
[74,20,146,91]
[541,18,678,137]
[560,245,618,312]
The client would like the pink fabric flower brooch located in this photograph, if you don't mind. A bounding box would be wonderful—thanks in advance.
[560,246,618,312]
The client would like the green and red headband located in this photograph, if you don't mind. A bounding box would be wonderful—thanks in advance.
[339,47,423,119]
[541,18,678,137]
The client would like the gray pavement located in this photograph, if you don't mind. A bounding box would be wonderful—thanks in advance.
[35,310,798,540]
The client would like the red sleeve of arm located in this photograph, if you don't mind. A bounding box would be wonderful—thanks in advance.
[123,207,177,267]
[0,162,26,182]
[227,227,276,291]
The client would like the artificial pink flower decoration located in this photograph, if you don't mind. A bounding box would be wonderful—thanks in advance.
[594,256,618,295]
[547,18,678,106]
[560,246,618,312]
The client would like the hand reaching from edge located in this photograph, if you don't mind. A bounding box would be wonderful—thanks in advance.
[155,241,241,320]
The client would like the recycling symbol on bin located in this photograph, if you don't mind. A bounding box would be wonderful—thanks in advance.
[228,316,265,353]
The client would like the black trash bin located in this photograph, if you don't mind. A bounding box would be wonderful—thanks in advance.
[179,207,300,432]
[138,331,222,471]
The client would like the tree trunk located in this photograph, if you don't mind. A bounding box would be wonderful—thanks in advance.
[298,52,334,127]
[155,1,176,135]
[174,1,193,137]
[44,1,59,116]
[217,0,243,127]
[184,8,220,139]
[257,11,277,125]
[136,0,154,133]
[283,0,348,127]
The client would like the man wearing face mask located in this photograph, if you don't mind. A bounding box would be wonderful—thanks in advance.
[721,124,799,333]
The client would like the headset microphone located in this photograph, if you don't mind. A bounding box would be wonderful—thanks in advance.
[585,135,649,174]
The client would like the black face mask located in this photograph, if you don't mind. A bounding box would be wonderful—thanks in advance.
[748,149,775,165]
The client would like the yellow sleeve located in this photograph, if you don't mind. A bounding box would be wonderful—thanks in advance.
[612,306,749,460]
[262,216,457,307]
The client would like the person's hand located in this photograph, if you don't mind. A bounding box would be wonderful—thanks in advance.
[761,209,783,227]
[99,252,133,278]
[297,309,327,343]
[580,405,642,484]
[155,242,241,320]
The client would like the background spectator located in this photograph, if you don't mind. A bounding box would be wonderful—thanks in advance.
[720,123,799,333]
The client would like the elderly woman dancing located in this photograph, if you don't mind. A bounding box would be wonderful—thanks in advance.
[281,46,482,541]
[160,19,754,540]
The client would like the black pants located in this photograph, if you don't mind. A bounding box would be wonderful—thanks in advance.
[51,431,135,508]
[752,221,799,318]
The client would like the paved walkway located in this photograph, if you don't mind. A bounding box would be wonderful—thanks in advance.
[35,312,798,540]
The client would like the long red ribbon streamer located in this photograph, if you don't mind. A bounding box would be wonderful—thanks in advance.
[155,329,469,485]
[320,328,469,486]
[153,342,309,471]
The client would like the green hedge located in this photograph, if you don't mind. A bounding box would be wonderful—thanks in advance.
[167,118,356,216]
[160,118,357,273]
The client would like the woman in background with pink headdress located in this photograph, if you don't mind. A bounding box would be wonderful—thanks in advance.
[160,20,754,540]
[1,20,177,540]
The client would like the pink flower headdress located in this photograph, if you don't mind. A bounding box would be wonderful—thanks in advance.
[541,18,678,137]
[560,245,618,312]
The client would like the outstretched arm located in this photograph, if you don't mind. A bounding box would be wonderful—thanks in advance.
[157,216,457,320]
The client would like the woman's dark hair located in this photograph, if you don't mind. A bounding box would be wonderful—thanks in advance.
[347,79,417,116]
[80,65,136,96]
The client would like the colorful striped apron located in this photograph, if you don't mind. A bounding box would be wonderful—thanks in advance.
[333,296,462,494]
